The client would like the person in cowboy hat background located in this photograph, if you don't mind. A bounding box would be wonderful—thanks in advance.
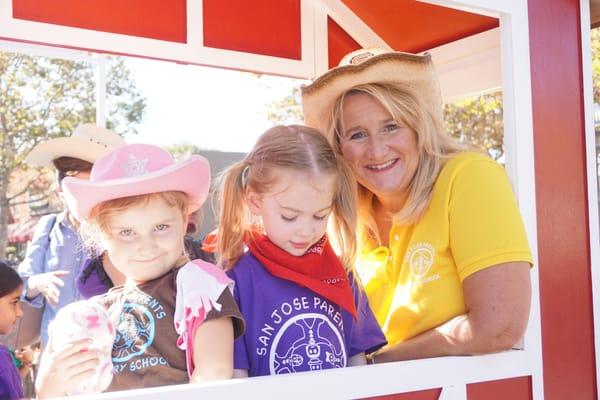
[302,49,533,362]
[17,124,126,349]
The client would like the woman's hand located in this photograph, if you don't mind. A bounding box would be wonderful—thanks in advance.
[35,338,101,398]
[27,271,70,306]
[375,261,531,361]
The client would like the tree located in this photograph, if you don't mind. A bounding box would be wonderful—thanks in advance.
[164,142,206,161]
[0,51,146,257]
[443,92,504,160]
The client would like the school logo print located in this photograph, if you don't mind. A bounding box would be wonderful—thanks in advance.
[406,242,435,279]
[269,313,346,374]
[110,302,155,363]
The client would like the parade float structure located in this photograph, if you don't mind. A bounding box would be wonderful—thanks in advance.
[0,1,598,399]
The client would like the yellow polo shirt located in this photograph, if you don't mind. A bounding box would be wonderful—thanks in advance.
[357,152,533,347]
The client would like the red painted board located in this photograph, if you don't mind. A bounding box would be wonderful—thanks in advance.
[203,0,301,60]
[528,0,598,398]
[340,0,498,53]
[364,388,442,400]
[328,17,361,69]
[467,376,531,400]
[12,0,187,42]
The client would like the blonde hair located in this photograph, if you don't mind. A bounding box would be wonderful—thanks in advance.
[81,191,190,252]
[216,125,358,271]
[330,82,466,246]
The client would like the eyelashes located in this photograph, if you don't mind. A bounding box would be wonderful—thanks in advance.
[281,215,328,222]
[118,224,171,238]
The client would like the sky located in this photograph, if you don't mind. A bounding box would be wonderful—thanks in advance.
[121,57,307,153]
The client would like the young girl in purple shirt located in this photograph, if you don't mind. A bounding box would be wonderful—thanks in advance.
[0,262,25,399]
[217,125,386,377]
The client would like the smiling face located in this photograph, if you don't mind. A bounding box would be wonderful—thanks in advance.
[100,196,188,284]
[0,285,23,335]
[339,91,420,208]
[247,169,336,256]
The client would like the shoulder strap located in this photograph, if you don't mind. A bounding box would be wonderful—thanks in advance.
[43,213,58,244]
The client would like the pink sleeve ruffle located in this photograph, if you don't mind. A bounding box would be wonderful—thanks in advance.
[174,260,233,376]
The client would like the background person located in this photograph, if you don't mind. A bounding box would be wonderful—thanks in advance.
[0,261,26,399]
[18,124,125,347]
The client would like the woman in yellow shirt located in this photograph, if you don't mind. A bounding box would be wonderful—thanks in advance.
[302,49,532,361]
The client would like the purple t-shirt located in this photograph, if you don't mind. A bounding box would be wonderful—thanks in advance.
[77,257,111,299]
[227,252,387,377]
[0,345,24,400]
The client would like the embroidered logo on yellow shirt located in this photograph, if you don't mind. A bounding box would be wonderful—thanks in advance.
[405,242,436,280]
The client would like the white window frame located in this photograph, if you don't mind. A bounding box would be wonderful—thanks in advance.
[0,1,548,398]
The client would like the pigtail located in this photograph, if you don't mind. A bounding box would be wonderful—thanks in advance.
[329,156,358,273]
[216,161,250,269]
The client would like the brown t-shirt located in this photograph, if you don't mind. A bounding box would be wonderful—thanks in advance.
[95,266,243,392]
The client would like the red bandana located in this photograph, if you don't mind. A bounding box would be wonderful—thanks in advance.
[245,233,357,318]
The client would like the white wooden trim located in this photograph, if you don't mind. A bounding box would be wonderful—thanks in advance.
[315,0,392,51]
[0,39,96,63]
[419,0,514,15]
[439,384,467,400]
[427,28,501,102]
[580,1,600,397]
[300,0,316,77]
[186,0,203,48]
[89,350,533,400]
[310,0,330,77]
[498,4,545,399]
[95,54,107,127]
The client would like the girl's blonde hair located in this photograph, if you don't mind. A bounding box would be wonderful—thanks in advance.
[330,82,466,246]
[216,125,358,270]
[80,191,190,252]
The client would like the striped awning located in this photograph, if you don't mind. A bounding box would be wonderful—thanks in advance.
[7,217,40,243]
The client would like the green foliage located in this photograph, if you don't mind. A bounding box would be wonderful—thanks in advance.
[592,29,600,104]
[0,50,146,257]
[444,92,504,160]
[266,86,303,126]
[165,142,206,160]
[0,51,146,176]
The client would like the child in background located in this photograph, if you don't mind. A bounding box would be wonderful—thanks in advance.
[0,262,25,400]
[35,143,244,397]
[217,125,386,377]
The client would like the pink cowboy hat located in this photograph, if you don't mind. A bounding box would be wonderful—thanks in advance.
[61,143,211,220]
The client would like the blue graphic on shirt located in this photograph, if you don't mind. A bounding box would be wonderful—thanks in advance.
[269,313,346,374]
[111,302,155,363]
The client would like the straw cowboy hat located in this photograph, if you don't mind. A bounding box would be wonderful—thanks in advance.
[25,124,126,167]
[61,143,211,220]
[301,48,443,140]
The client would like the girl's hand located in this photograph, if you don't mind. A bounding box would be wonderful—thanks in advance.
[35,338,100,398]
[14,347,34,365]
[28,271,69,306]
[15,347,34,379]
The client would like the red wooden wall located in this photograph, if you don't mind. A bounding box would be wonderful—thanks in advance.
[528,0,598,398]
